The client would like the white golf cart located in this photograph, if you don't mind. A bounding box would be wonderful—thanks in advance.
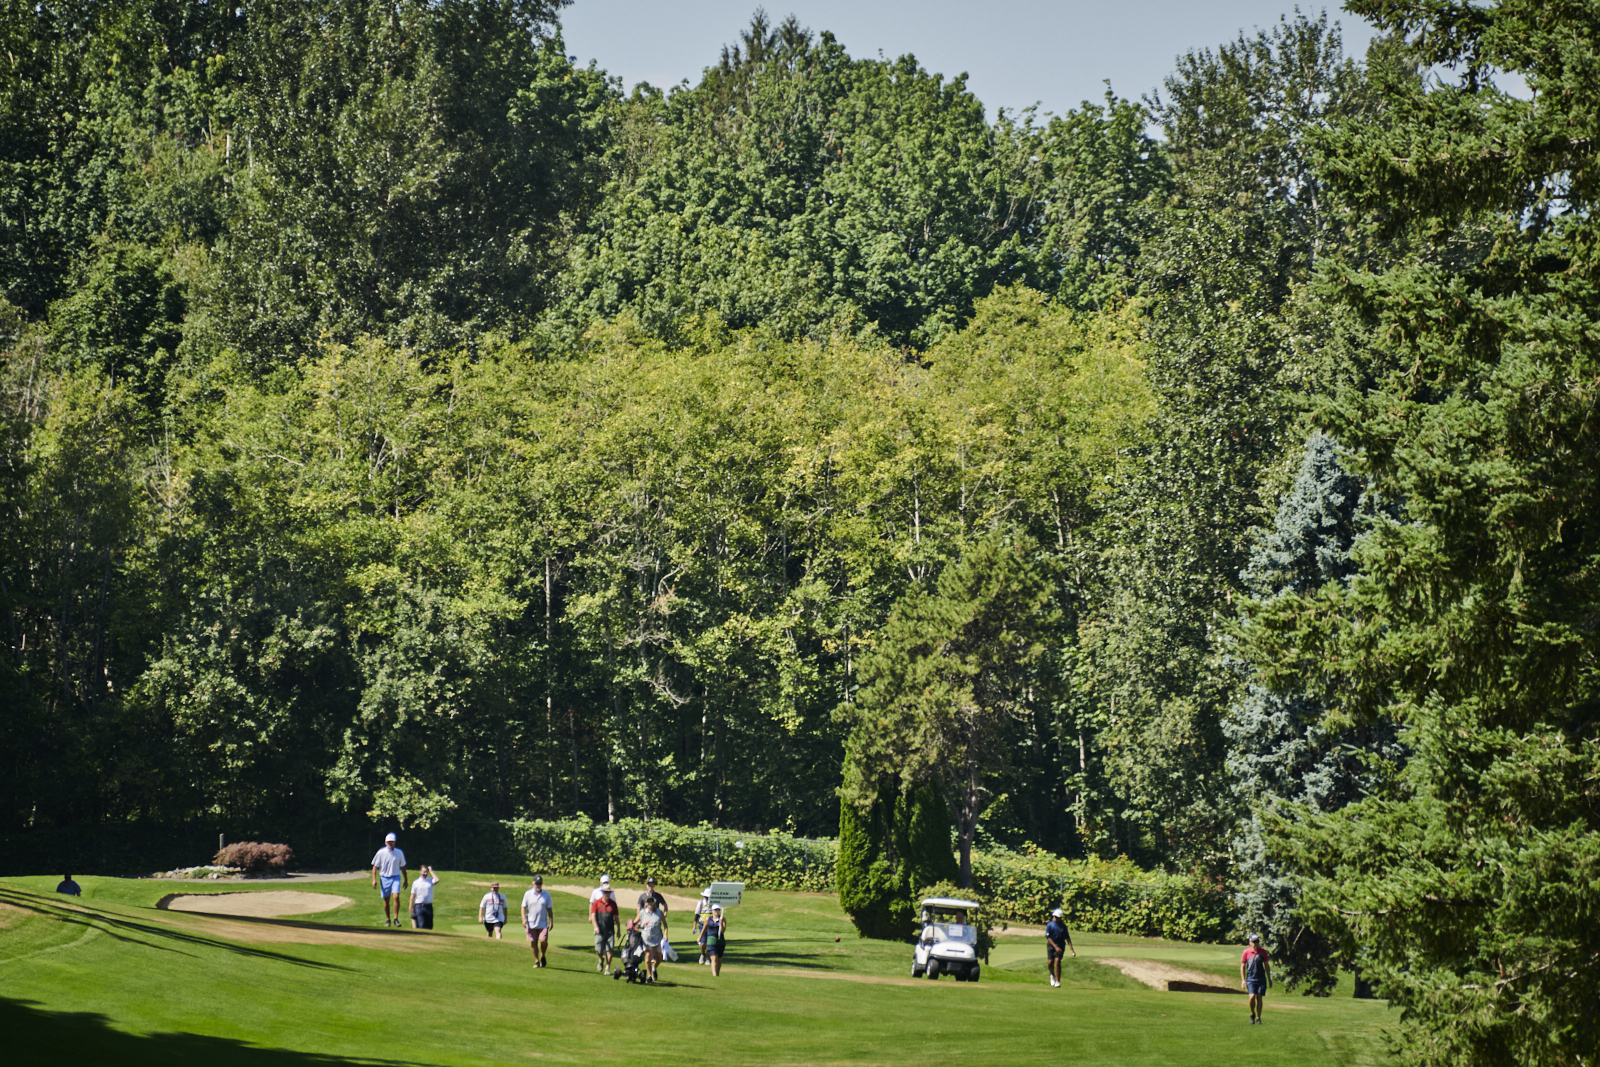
[912,897,982,982]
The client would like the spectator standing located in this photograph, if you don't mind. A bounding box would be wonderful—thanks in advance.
[370,833,409,927]
[1241,933,1272,1024]
[698,903,728,977]
[479,881,508,939]
[1044,907,1076,987]
[590,884,620,974]
[638,896,665,983]
[55,875,81,896]
[409,865,441,929]
[521,875,554,967]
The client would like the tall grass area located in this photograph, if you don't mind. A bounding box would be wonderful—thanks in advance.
[0,872,1388,1066]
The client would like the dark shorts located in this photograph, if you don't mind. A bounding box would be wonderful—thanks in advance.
[411,902,434,929]
[484,921,504,935]
[703,943,723,958]
[1047,945,1066,960]
[1246,979,1267,996]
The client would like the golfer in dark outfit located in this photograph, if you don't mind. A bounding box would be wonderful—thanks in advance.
[1045,907,1076,987]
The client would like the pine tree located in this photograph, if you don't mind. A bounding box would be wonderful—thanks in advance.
[1226,433,1397,993]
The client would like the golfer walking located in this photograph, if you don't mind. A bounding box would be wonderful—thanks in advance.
[698,903,728,977]
[638,896,665,983]
[479,881,508,939]
[591,883,620,974]
[521,875,553,967]
[1045,907,1076,987]
[1241,933,1272,1023]
[371,833,409,927]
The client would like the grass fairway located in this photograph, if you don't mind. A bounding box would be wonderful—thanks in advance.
[1,873,1392,1065]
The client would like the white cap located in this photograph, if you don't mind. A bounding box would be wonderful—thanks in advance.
[1051,908,1063,917]
[385,832,397,842]
[701,889,712,897]
[599,874,611,885]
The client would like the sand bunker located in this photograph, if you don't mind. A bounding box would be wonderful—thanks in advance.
[151,912,444,952]
[1099,957,1242,994]
[160,891,352,918]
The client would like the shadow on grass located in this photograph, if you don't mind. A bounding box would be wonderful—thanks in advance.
[0,888,355,972]
[2,996,439,1066]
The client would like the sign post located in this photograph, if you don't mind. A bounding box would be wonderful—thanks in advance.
[707,881,744,908]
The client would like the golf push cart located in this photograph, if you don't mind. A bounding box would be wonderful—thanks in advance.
[912,897,982,982]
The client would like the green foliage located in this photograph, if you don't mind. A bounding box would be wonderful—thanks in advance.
[840,528,1062,885]
[970,850,1230,943]
[835,781,957,940]
[508,816,837,892]
[1240,3,1600,1062]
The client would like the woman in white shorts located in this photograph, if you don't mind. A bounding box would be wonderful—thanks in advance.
[638,897,665,982]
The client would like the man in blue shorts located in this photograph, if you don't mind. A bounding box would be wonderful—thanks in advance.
[1241,933,1272,1023]
[1045,907,1076,987]
[370,832,409,927]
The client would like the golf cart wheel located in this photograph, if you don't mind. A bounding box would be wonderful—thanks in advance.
[970,965,980,983]
[912,963,923,978]
[926,961,939,980]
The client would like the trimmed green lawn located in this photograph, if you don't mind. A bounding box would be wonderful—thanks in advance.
[0,873,1393,1065]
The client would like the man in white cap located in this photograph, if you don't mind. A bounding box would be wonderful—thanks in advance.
[589,873,613,903]
[693,888,713,964]
[479,880,508,939]
[1044,907,1076,987]
[370,833,409,927]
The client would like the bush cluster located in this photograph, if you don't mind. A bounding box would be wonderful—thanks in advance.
[213,841,295,874]
[970,852,1230,943]
[506,817,836,892]
[504,817,1226,942]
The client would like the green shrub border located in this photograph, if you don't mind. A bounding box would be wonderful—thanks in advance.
[505,818,1229,942]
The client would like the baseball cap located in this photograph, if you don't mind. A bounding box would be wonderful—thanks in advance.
[711,904,722,911]
[533,875,543,883]
[646,876,657,885]
[384,832,396,842]
[600,874,611,885]
[1051,908,1063,917]
[1248,933,1260,942]
[701,889,712,898]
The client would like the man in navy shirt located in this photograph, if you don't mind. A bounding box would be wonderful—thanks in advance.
[55,874,81,896]
[1045,907,1076,987]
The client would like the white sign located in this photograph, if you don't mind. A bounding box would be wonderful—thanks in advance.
[707,881,744,908]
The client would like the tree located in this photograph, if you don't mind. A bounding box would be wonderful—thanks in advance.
[1226,432,1399,994]
[839,529,1059,886]
[1242,3,1600,1062]
[835,780,956,940]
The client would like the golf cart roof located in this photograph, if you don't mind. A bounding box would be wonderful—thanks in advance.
[921,897,981,911]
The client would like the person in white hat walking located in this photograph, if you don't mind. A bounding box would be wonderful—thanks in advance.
[370,833,409,927]
[693,888,713,964]
[1045,907,1076,987]
[588,873,613,904]
[521,875,553,966]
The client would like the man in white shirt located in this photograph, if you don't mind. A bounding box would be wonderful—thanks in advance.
[588,873,613,903]
[520,874,554,968]
[478,881,507,939]
[370,833,409,928]
[409,865,440,929]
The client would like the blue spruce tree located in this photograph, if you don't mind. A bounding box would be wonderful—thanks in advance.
[1226,432,1399,994]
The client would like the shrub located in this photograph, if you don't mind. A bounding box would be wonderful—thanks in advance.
[213,841,295,874]
[506,816,836,892]
[837,783,959,941]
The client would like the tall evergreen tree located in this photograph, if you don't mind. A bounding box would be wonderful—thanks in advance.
[1226,432,1398,994]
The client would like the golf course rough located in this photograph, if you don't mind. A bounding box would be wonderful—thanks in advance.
[0,873,1392,1066]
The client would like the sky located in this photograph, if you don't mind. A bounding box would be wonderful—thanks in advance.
[557,1,1382,118]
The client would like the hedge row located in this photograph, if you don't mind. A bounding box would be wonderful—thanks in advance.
[970,853,1231,943]
[506,817,837,892]
[503,818,1229,942]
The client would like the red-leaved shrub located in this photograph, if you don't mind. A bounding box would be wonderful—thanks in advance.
[213,841,295,873]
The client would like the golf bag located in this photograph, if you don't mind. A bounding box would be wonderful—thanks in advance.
[614,921,647,984]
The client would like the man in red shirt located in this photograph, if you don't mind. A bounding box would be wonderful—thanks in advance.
[1240,933,1272,1024]
[590,884,621,975]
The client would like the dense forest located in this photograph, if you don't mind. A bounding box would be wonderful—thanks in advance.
[3,1,1598,1061]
